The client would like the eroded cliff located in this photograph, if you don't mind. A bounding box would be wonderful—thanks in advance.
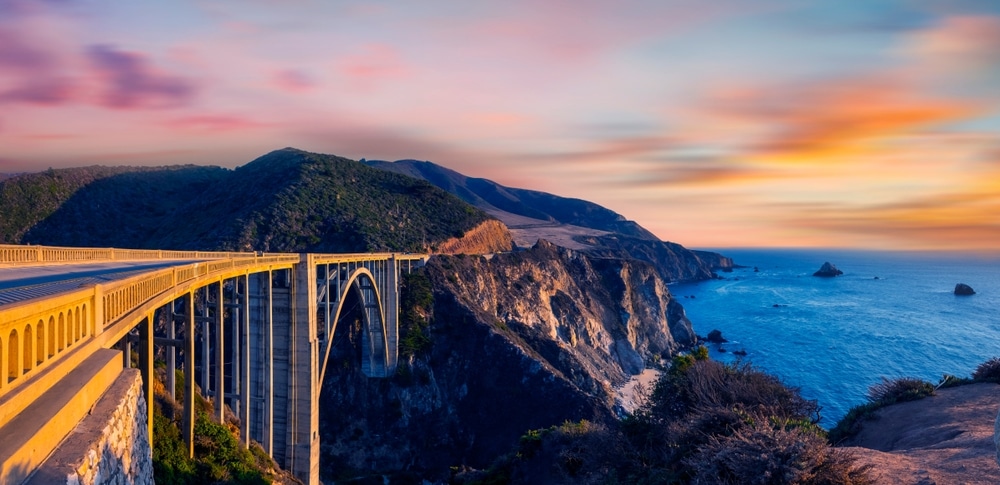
[318,240,697,481]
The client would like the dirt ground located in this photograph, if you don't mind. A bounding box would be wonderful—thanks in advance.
[840,382,1000,485]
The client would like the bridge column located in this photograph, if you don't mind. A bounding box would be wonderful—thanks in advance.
[286,255,320,485]
[183,291,196,459]
[166,302,176,401]
[139,312,155,442]
[386,257,399,373]
[239,274,251,449]
[215,282,225,423]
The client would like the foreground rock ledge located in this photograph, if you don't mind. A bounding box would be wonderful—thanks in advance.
[840,383,1000,485]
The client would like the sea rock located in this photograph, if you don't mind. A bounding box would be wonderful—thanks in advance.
[813,262,843,277]
[954,283,976,296]
[706,329,727,343]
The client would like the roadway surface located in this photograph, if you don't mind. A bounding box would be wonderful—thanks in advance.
[0,260,202,306]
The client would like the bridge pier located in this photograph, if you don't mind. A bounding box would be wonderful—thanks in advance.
[286,255,320,484]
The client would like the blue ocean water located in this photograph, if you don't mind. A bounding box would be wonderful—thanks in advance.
[670,248,1000,427]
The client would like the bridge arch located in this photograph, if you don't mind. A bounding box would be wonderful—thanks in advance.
[318,266,390,387]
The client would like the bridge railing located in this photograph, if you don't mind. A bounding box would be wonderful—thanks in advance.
[0,244,255,266]
[0,253,299,403]
[0,248,426,402]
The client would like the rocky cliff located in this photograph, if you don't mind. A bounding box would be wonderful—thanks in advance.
[318,239,697,481]
[434,219,514,255]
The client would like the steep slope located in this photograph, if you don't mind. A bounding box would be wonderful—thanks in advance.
[318,241,697,480]
[1,148,504,253]
[365,159,658,240]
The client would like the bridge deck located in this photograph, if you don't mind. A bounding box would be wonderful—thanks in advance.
[0,261,203,307]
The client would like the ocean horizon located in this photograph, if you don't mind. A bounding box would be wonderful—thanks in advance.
[671,247,1000,427]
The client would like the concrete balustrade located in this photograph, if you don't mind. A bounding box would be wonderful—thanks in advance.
[0,244,258,266]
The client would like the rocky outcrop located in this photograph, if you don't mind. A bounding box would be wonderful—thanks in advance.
[317,240,697,480]
[576,235,733,283]
[955,283,976,295]
[813,261,843,277]
[841,383,1000,484]
[706,329,727,343]
[435,219,514,255]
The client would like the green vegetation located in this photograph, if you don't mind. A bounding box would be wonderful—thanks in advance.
[972,357,1000,383]
[398,272,434,357]
[0,148,490,252]
[151,369,288,484]
[470,348,872,484]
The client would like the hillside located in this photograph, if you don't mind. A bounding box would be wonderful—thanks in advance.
[364,159,658,241]
[0,149,498,253]
[366,158,733,282]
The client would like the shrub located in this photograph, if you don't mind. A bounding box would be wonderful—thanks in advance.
[867,377,935,404]
[687,416,873,485]
[829,377,935,445]
[973,357,1000,383]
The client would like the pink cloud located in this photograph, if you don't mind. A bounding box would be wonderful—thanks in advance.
[87,44,196,109]
[336,44,409,91]
[164,114,269,133]
[0,26,80,105]
[1,77,75,104]
[272,69,315,93]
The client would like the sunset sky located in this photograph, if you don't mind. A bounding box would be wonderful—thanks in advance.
[2,1,999,252]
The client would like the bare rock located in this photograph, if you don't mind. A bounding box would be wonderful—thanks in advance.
[841,383,1000,484]
[813,261,843,277]
[955,283,976,296]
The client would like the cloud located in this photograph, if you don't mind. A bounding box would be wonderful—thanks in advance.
[336,44,409,92]
[271,69,315,93]
[1,77,75,104]
[777,185,1000,252]
[164,114,270,133]
[699,77,977,163]
[0,28,53,70]
[87,44,196,109]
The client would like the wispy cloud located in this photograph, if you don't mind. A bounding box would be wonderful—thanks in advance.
[88,44,196,109]
[164,114,270,133]
[271,68,315,93]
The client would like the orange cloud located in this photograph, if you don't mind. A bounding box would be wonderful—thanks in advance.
[778,184,1000,252]
[705,77,978,163]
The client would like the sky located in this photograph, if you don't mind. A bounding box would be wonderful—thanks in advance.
[2,1,999,252]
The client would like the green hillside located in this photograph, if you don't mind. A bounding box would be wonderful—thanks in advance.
[1,148,490,252]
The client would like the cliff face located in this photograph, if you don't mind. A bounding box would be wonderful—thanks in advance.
[434,219,514,255]
[318,240,697,480]
[576,235,733,283]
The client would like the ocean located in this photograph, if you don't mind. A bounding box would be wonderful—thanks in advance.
[669,248,1000,428]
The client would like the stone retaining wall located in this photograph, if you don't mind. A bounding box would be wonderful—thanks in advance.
[29,368,152,485]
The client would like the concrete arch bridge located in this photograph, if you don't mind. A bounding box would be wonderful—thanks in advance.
[0,245,427,484]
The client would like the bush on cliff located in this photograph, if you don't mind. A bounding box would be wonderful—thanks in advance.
[829,376,936,444]
[470,349,872,484]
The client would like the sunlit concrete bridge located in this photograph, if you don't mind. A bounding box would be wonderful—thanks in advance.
[0,244,427,485]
